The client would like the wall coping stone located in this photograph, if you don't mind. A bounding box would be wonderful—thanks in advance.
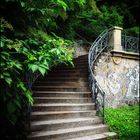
[111,50,140,60]
[109,26,123,31]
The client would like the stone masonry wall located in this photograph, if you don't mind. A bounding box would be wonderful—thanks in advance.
[94,52,139,108]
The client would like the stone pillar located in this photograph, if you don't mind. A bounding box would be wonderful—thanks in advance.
[109,26,123,51]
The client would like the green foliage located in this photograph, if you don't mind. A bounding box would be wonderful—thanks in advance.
[74,5,123,40]
[0,0,139,139]
[124,26,139,36]
[0,15,73,139]
[105,106,139,140]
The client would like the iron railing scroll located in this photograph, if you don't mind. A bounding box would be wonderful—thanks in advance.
[122,34,139,53]
[88,29,109,123]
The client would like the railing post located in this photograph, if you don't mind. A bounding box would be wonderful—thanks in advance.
[102,92,105,124]
[109,26,123,51]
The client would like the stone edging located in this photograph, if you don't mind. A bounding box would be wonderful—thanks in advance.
[111,50,140,60]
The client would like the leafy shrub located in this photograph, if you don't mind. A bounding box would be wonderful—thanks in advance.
[105,106,139,140]
[0,18,74,139]
[124,26,139,36]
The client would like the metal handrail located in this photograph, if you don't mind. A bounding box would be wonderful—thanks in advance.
[25,71,40,132]
[88,28,139,123]
[88,29,109,123]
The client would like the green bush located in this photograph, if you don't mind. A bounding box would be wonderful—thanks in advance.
[124,26,139,36]
[105,106,139,140]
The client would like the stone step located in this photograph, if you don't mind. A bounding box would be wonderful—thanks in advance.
[54,67,87,72]
[74,59,88,63]
[67,132,117,140]
[56,61,87,68]
[34,97,92,103]
[48,69,88,73]
[33,89,89,92]
[41,71,88,78]
[56,63,87,67]
[34,81,89,86]
[32,85,87,88]
[53,65,88,70]
[75,54,88,60]
[27,53,116,140]
[73,62,88,65]
[39,74,88,79]
[32,86,90,92]
[31,110,97,121]
[48,70,88,75]
[28,124,107,140]
[45,71,82,76]
[32,103,95,111]
[37,76,88,81]
[33,91,91,98]
[31,117,101,132]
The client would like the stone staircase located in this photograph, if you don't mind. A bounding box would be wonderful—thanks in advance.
[28,55,116,140]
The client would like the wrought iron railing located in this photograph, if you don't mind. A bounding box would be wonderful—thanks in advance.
[122,34,139,53]
[25,71,40,132]
[88,29,109,123]
[88,28,139,123]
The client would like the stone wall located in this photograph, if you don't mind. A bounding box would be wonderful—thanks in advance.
[94,51,139,108]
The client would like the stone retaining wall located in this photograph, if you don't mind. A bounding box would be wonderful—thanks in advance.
[94,51,139,108]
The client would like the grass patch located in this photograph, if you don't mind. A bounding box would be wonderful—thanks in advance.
[105,105,139,140]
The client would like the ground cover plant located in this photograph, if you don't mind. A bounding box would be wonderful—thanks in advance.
[105,105,139,140]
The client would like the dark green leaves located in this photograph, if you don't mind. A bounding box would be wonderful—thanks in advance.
[21,2,25,7]
[38,66,46,76]
[28,64,38,72]
[5,77,12,85]
[0,2,74,136]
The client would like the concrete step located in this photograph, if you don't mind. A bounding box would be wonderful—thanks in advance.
[34,97,92,103]
[39,75,88,79]
[33,91,91,98]
[34,81,89,86]
[32,103,95,111]
[27,54,117,140]
[67,132,117,140]
[75,54,88,60]
[49,68,88,73]
[32,86,90,92]
[54,67,87,71]
[37,77,88,81]
[45,72,85,77]
[45,69,88,76]
[32,85,87,88]
[53,65,88,70]
[73,62,88,65]
[31,110,97,121]
[31,117,102,132]
[74,59,88,63]
[48,68,87,73]
[33,89,90,92]
[56,65,88,69]
[46,74,87,78]
[47,71,88,76]
[28,124,107,140]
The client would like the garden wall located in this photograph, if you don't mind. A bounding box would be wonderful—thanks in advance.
[94,51,139,107]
